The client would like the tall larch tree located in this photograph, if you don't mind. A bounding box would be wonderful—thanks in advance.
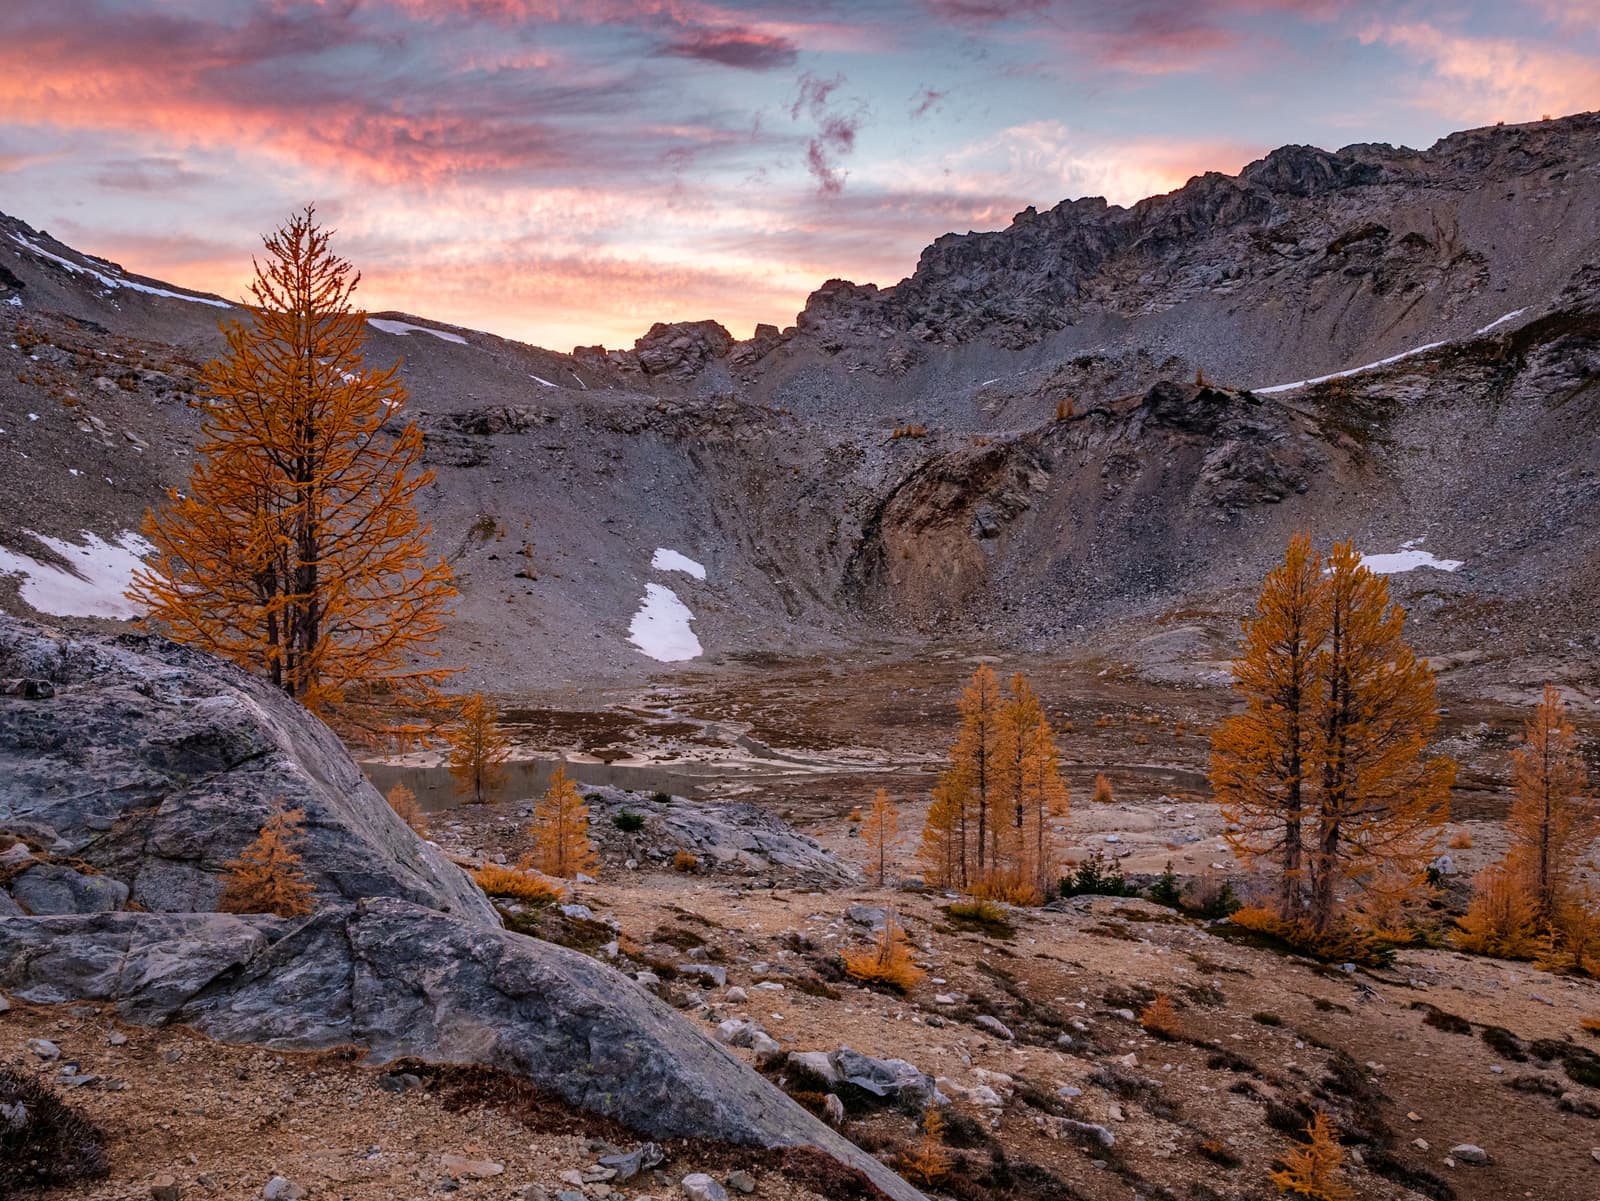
[996,672,1045,853]
[1506,684,1594,929]
[864,787,898,886]
[950,664,1003,875]
[530,766,598,879]
[1303,542,1453,933]
[925,666,1063,898]
[1212,533,1327,918]
[129,208,454,725]
[1213,537,1454,933]
[447,692,511,804]
[1017,719,1069,896]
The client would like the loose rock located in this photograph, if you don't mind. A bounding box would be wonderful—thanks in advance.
[680,1173,729,1201]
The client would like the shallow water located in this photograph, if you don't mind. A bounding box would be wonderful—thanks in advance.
[359,756,712,813]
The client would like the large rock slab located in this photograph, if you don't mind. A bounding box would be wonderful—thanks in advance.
[584,790,861,887]
[0,616,492,922]
[0,902,925,1201]
[0,910,284,1022]
[9,862,129,914]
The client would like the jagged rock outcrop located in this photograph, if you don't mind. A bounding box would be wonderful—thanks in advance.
[0,616,925,1201]
[568,320,735,383]
[788,112,1600,353]
[423,405,556,435]
[847,379,1327,626]
[634,320,734,376]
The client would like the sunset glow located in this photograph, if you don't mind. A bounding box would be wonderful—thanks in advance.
[5,1,1597,349]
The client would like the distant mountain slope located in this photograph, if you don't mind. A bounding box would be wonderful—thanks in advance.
[2,111,1598,696]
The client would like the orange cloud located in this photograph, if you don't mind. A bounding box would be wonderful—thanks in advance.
[1362,21,1600,124]
[886,121,1261,210]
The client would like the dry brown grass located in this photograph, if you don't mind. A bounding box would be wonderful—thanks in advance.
[1447,830,1474,849]
[471,864,566,904]
[1580,1017,1600,1038]
[969,876,1044,906]
[673,850,699,874]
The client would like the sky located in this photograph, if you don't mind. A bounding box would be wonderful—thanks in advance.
[3,1,1598,350]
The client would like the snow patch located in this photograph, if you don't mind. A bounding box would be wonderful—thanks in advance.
[1255,341,1447,395]
[0,530,155,618]
[1359,539,1463,575]
[1475,308,1526,335]
[368,318,468,345]
[651,547,706,580]
[10,233,230,308]
[529,373,557,388]
[4,295,20,307]
[628,584,702,662]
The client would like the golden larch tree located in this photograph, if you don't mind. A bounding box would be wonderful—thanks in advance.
[841,910,923,991]
[529,766,598,879]
[925,666,1064,899]
[995,671,1045,852]
[1213,537,1453,934]
[385,780,427,835]
[864,787,898,886]
[1507,683,1594,928]
[447,692,511,804]
[950,664,1003,875]
[917,775,966,889]
[899,1104,953,1185]
[1270,1110,1353,1201]
[1304,542,1453,933]
[1457,860,1541,959]
[1212,533,1326,917]
[1017,718,1069,897]
[129,207,455,724]
[218,807,315,917]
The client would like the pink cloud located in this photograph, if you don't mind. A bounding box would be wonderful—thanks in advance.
[1363,21,1600,124]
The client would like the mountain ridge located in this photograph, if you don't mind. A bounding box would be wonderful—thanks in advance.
[2,109,1598,696]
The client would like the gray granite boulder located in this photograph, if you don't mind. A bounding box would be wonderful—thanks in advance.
[0,615,491,922]
[9,862,129,914]
[583,789,860,887]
